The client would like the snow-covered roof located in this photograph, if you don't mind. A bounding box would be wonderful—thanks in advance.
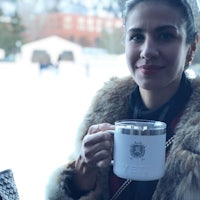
[21,35,83,64]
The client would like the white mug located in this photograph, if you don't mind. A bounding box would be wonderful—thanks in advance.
[110,119,166,181]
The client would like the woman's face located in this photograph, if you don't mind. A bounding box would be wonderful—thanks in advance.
[125,2,192,91]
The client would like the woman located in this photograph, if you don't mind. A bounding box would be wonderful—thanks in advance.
[46,0,199,199]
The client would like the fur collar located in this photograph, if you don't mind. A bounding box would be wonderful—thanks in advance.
[76,75,200,200]
[47,75,200,200]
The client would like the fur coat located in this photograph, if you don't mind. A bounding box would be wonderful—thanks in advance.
[46,75,200,200]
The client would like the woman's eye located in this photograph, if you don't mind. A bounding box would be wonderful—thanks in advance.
[159,32,175,41]
[129,34,144,42]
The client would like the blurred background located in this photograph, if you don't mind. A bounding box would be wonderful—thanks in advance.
[0,0,199,199]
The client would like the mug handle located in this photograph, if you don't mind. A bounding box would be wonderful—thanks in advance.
[108,130,115,165]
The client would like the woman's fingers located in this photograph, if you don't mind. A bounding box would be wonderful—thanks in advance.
[84,143,112,166]
[83,130,112,149]
[88,123,115,134]
[80,123,115,168]
[82,133,112,164]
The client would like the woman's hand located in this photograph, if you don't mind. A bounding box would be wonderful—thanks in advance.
[74,123,114,192]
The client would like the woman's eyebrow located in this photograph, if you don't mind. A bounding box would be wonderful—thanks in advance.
[126,25,178,35]
[127,27,143,33]
[155,25,177,32]
[128,25,177,30]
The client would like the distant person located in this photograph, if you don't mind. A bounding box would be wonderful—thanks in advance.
[0,169,20,200]
[54,54,62,70]
[46,0,199,199]
[85,62,90,78]
[39,54,52,71]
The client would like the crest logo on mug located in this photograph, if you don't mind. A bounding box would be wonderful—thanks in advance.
[130,142,146,159]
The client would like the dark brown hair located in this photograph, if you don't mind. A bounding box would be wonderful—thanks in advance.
[123,0,197,43]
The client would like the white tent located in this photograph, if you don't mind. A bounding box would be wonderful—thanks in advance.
[20,35,83,65]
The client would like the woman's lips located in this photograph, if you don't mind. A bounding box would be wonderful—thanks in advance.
[137,64,164,75]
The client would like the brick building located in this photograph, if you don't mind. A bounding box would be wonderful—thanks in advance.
[24,13,123,46]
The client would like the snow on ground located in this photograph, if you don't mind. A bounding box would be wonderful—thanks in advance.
[0,56,129,200]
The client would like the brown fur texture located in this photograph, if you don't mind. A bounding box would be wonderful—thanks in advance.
[46,76,200,200]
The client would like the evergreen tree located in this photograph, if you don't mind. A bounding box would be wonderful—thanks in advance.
[0,9,24,56]
[96,28,124,54]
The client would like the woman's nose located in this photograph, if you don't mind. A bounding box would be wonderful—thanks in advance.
[140,38,159,60]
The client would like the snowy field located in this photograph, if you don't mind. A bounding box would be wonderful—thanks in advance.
[0,56,129,200]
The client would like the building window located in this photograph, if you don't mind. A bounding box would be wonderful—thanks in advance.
[87,17,94,32]
[77,17,85,31]
[105,20,112,28]
[96,19,102,32]
[115,20,122,29]
[105,20,113,33]
[64,16,72,30]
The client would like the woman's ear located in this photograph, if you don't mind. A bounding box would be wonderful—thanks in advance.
[193,32,199,52]
[185,33,199,68]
